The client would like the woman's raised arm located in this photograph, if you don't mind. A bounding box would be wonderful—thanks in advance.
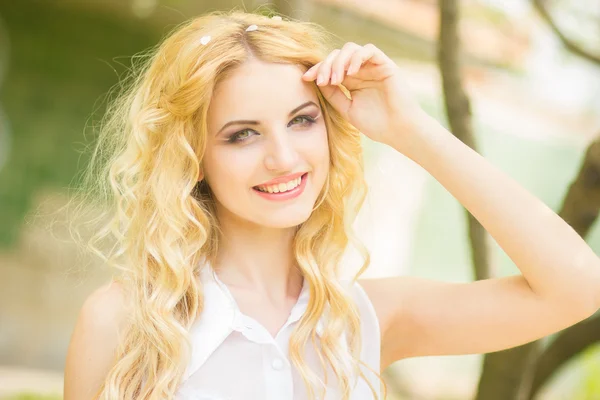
[304,42,600,366]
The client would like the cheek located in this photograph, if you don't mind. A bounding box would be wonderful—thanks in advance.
[299,125,329,155]
[203,147,253,192]
[313,127,330,166]
[302,127,330,186]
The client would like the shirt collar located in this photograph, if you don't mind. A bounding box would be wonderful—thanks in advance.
[183,266,326,382]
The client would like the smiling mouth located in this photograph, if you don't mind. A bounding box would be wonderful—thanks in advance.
[252,173,308,194]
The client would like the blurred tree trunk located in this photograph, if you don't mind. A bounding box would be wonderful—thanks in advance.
[437,1,492,282]
[528,311,600,398]
[556,137,600,237]
[476,343,542,400]
[437,1,538,399]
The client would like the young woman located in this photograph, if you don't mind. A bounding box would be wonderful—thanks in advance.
[63,9,600,400]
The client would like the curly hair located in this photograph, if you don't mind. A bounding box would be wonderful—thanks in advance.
[73,8,386,400]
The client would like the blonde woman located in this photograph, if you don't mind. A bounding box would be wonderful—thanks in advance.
[63,9,600,400]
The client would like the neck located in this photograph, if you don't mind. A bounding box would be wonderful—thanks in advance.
[210,209,304,302]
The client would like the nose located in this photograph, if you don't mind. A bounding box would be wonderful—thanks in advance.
[263,129,300,172]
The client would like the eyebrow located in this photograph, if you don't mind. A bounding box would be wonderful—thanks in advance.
[216,100,319,135]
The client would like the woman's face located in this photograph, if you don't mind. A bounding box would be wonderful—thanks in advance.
[203,60,330,229]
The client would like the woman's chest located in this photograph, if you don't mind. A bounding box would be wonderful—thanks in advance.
[176,335,352,400]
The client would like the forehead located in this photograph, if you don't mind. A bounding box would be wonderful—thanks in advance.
[207,60,317,126]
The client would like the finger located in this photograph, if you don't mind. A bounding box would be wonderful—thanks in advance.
[347,46,374,76]
[362,43,390,66]
[318,84,351,119]
[347,48,367,76]
[302,62,321,81]
[347,43,389,75]
[315,49,339,86]
[331,42,361,85]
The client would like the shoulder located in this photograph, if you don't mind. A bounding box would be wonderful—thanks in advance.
[339,277,396,338]
[64,279,132,399]
[356,275,437,337]
[356,276,418,369]
[76,279,132,342]
[357,277,421,357]
[354,278,396,336]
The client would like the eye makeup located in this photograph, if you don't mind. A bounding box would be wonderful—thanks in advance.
[226,113,321,144]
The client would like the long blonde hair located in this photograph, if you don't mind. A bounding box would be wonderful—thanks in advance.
[75,8,386,399]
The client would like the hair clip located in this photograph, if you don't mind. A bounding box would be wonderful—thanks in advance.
[245,24,258,32]
[200,35,211,45]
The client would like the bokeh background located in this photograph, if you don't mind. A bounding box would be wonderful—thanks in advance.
[1,0,600,399]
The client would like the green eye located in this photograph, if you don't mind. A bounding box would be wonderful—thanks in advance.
[227,129,255,143]
[291,115,316,125]
[227,115,317,144]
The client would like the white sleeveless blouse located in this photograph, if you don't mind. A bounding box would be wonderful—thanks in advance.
[175,267,382,399]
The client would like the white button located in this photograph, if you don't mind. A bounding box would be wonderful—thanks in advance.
[271,358,284,370]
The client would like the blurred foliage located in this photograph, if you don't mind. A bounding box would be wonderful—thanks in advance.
[462,3,511,26]
[0,1,160,246]
[0,394,62,400]
[571,343,600,399]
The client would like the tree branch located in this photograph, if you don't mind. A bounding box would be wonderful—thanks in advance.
[437,1,533,395]
[532,0,600,66]
[528,315,600,399]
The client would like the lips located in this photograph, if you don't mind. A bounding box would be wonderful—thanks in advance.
[253,173,308,192]
[254,172,307,188]
[253,172,308,190]
[252,172,308,201]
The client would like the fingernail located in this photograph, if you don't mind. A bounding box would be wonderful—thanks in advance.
[347,65,356,75]
[331,73,337,85]
[317,75,324,85]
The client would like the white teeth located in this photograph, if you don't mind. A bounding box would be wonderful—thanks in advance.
[256,176,302,193]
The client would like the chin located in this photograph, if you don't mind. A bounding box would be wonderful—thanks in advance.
[256,205,315,229]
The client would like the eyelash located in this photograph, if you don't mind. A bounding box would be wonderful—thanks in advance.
[227,115,318,144]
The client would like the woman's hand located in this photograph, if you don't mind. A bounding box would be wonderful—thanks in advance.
[302,42,429,149]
